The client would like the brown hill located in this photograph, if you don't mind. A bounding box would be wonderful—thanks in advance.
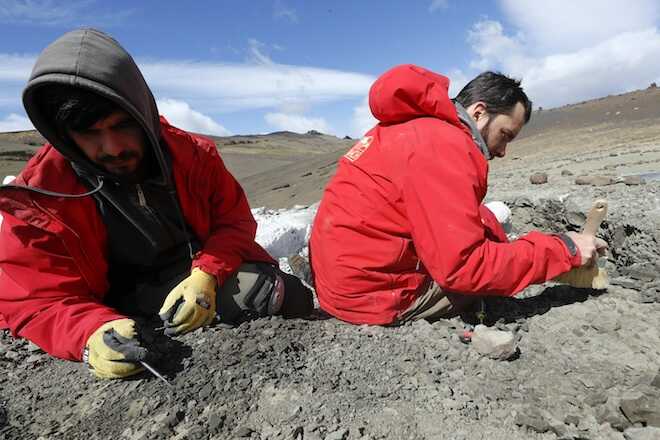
[1,86,659,207]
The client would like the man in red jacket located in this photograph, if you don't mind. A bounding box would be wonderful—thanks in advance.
[0,29,310,379]
[310,64,606,326]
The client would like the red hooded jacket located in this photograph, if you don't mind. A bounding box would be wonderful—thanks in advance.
[310,64,581,325]
[0,119,274,360]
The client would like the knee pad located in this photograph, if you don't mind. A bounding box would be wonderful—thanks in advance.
[217,263,284,324]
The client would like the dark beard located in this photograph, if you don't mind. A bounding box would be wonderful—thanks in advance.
[479,118,492,148]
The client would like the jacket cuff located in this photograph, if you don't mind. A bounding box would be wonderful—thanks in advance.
[555,233,582,268]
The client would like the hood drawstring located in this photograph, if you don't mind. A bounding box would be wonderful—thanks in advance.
[0,176,104,198]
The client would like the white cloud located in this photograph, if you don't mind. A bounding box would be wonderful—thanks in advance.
[467,20,528,71]
[140,60,374,113]
[265,112,330,134]
[157,99,231,136]
[446,68,470,97]
[0,113,33,132]
[429,0,449,12]
[273,0,298,23]
[466,4,660,109]
[351,96,376,138]
[0,49,374,115]
[0,0,133,26]
[499,0,659,54]
[0,41,374,136]
[0,54,35,81]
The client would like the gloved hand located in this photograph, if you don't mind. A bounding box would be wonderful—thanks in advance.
[85,318,148,379]
[159,267,217,335]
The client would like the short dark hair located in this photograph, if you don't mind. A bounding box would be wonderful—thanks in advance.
[36,85,119,136]
[455,71,532,124]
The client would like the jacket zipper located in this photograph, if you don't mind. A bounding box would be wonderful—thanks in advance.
[97,182,158,248]
[136,184,147,207]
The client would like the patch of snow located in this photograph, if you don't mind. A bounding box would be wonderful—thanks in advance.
[252,203,318,258]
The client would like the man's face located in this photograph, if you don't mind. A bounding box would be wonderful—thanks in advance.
[67,110,146,176]
[472,102,526,158]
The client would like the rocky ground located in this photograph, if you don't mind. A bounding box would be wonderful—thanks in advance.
[1,89,660,439]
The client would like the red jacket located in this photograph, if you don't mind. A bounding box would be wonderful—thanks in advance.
[310,64,581,325]
[0,118,274,360]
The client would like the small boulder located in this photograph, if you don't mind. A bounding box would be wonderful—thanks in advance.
[561,169,574,176]
[623,176,644,186]
[651,369,660,389]
[514,406,552,433]
[575,175,615,186]
[471,325,517,360]
[325,428,349,440]
[620,390,660,427]
[529,172,548,184]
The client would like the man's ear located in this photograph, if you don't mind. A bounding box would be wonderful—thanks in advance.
[466,101,488,122]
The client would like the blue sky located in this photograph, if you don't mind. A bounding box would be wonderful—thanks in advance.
[1,0,659,137]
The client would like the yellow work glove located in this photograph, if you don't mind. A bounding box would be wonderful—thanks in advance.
[84,318,148,379]
[159,268,217,335]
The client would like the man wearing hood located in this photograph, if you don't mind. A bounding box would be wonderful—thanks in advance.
[309,64,607,325]
[0,29,311,379]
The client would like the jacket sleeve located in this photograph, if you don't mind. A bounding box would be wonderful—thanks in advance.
[0,215,126,361]
[401,132,581,297]
[192,148,274,286]
[479,204,509,243]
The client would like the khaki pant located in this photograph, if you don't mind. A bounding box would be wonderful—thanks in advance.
[395,282,481,324]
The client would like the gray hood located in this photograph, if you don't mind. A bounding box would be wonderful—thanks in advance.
[22,28,169,183]
[453,102,491,161]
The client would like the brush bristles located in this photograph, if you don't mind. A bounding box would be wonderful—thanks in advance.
[553,266,609,290]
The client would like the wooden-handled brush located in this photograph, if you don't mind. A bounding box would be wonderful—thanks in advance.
[553,199,609,289]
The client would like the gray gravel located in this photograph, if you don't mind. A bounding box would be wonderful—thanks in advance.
[1,140,659,439]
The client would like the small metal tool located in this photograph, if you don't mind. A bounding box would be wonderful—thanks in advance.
[476,299,486,325]
[139,360,172,387]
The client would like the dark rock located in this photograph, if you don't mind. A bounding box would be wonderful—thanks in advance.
[272,184,291,190]
[208,411,226,434]
[4,351,19,361]
[596,398,631,431]
[564,414,580,426]
[547,418,568,437]
[620,264,659,282]
[529,173,548,184]
[561,169,574,176]
[611,277,640,290]
[25,355,43,364]
[165,409,185,428]
[651,370,660,389]
[325,428,349,440]
[584,392,608,407]
[514,406,552,433]
[623,176,644,186]
[199,383,214,400]
[0,403,6,428]
[620,391,660,427]
[575,175,615,186]
[235,426,253,437]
